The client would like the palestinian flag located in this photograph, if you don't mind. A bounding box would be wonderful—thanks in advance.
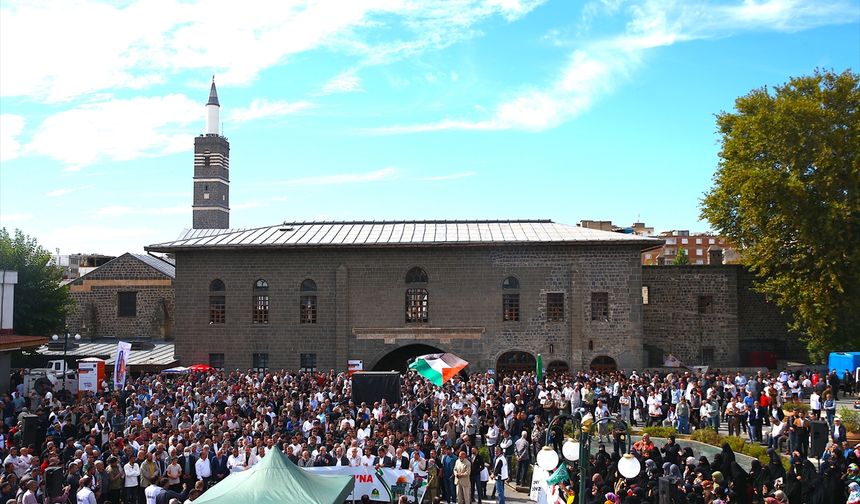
[409,353,468,386]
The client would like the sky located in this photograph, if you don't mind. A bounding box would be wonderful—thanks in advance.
[0,0,858,256]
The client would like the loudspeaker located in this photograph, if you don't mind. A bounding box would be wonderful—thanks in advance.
[45,466,63,497]
[20,414,40,450]
[810,420,829,457]
[351,372,402,406]
[658,477,679,504]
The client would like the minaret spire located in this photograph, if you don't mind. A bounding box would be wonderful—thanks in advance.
[205,76,220,135]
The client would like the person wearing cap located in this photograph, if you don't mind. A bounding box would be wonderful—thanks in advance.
[833,417,847,444]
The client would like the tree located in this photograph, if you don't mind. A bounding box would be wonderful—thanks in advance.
[673,248,690,265]
[0,228,71,336]
[701,68,860,361]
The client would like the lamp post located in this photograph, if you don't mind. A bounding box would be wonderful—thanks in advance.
[537,411,639,502]
[51,327,80,391]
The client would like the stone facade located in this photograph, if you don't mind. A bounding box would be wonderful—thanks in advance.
[171,244,647,372]
[67,254,175,340]
[192,134,230,229]
[642,265,797,367]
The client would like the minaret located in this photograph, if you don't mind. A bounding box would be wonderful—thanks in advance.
[192,77,230,229]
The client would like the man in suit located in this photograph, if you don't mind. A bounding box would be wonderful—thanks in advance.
[177,448,196,490]
[373,447,394,468]
[469,446,485,503]
[453,450,472,504]
[833,417,847,444]
[210,448,229,482]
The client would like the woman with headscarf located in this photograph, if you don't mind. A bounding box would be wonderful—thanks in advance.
[749,459,772,503]
[848,481,860,504]
[695,456,712,481]
[784,453,804,504]
[720,443,735,483]
[729,460,750,504]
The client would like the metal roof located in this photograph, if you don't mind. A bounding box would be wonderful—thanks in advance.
[131,253,176,279]
[147,220,662,252]
[37,340,176,367]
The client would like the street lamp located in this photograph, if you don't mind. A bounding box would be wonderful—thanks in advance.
[538,411,638,502]
[51,328,80,391]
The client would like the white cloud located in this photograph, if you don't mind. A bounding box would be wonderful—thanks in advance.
[321,71,363,94]
[420,171,476,181]
[45,185,92,197]
[374,0,857,133]
[0,212,33,223]
[0,115,25,162]
[38,224,162,256]
[275,167,399,186]
[1,0,547,103]
[229,99,313,123]
[26,94,199,169]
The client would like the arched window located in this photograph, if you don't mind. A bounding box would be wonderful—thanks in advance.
[209,279,225,324]
[405,267,428,284]
[253,279,269,324]
[406,288,429,323]
[502,276,520,322]
[300,279,317,323]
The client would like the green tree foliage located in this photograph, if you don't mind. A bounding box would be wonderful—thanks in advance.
[701,69,860,361]
[0,228,70,336]
[673,248,690,265]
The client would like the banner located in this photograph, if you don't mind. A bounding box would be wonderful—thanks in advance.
[304,465,427,503]
[78,358,104,392]
[348,359,363,376]
[663,354,683,368]
[113,341,131,390]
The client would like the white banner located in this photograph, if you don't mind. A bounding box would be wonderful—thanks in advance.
[113,341,131,390]
[530,465,548,502]
[78,361,99,392]
[304,465,427,503]
[663,354,683,368]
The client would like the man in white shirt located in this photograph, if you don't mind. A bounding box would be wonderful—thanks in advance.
[195,446,212,487]
[143,477,165,504]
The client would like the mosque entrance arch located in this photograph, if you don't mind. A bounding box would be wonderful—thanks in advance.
[589,355,617,371]
[496,351,536,374]
[372,344,446,372]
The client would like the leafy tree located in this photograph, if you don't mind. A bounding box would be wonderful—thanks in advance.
[673,248,690,265]
[701,69,859,361]
[0,228,71,336]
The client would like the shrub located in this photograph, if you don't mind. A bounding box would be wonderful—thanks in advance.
[724,435,746,453]
[782,401,810,414]
[641,426,678,439]
[839,407,860,433]
[691,428,722,446]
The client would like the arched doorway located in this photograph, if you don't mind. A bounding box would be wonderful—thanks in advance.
[373,344,445,372]
[547,360,569,373]
[496,351,536,374]
[590,355,617,371]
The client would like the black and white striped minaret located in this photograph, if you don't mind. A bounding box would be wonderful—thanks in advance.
[192,77,230,229]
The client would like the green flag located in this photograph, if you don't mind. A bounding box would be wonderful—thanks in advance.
[536,353,543,382]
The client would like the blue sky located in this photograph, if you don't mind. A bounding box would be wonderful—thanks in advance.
[1,0,858,255]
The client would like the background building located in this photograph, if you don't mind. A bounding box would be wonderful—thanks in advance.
[66,253,176,340]
[147,220,658,373]
[642,230,740,265]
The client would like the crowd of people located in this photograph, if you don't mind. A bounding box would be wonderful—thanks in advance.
[0,363,857,504]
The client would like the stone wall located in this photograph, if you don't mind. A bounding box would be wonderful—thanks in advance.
[642,265,740,366]
[67,254,175,340]
[172,244,647,372]
[642,265,799,367]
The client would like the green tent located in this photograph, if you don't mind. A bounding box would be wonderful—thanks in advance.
[193,448,355,504]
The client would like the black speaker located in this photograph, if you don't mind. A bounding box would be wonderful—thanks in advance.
[45,466,63,497]
[20,414,40,450]
[351,372,402,406]
[810,420,829,457]
[658,477,679,504]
